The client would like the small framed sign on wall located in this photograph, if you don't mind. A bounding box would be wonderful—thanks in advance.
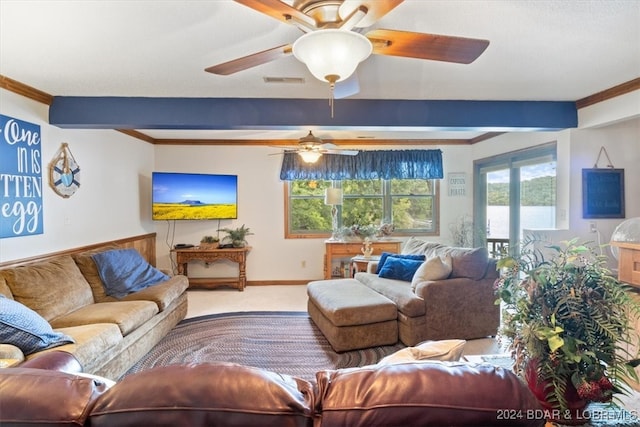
[447,172,467,197]
[582,168,625,219]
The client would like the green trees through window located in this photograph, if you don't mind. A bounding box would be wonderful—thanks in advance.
[487,175,556,206]
[286,179,438,237]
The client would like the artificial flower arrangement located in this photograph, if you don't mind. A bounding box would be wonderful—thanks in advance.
[377,222,395,238]
[338,224,378,241]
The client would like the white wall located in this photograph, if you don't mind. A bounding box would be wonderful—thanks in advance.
[440,145,475,239]
[153,143,475,281]
[568,118,640,252]
[152,144,323,280]
[0,89,156,262]
[2,87,638,280]
[471,100,640,269]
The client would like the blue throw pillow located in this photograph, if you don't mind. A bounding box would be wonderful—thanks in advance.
[0,295,74,355]
[91,248,170,299]
[378,257,425,282]
[376,252,426,274]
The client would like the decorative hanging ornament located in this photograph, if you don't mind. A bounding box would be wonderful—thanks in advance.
[49,142,81,198]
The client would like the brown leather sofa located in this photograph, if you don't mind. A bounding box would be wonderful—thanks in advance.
[0,351,545,427]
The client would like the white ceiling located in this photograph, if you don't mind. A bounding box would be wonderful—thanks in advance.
[1,0,639,142]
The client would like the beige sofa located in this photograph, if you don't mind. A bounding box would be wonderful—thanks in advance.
[0,241,188,380]
[308,237,500,350]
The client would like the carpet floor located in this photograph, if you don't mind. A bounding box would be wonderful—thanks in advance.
[123,311,405,382]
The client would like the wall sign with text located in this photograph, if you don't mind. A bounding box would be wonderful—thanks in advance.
[0,114,43,238]
[448,172,467,197]
[582,168,625,219]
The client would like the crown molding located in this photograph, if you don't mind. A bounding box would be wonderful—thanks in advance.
[575,77,640,109]
[0,75,53,105]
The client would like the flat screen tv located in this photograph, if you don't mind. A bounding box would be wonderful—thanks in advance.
[152,172,238,220]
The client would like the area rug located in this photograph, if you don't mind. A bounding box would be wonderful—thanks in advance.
[123,311,405,382]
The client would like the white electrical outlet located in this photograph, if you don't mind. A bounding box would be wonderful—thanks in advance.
[589,221,597,233]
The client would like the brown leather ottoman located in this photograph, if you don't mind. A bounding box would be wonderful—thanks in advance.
[307,279,398,352]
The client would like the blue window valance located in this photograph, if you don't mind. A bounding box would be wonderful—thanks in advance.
[279,149,443,181]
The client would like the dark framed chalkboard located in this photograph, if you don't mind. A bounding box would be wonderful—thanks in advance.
[582,168,625,219]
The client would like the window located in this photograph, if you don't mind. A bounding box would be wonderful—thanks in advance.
[285,179,439,238]
[474,142,557,255]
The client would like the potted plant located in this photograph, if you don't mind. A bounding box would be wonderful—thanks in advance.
[199,235,219,249]
[495,237,640,422]
[218,224,253,248]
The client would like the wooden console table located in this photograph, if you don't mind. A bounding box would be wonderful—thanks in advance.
[324,240,401,279]
[611,241,640,388]
[611,241,640,289]
[172,246,251,291]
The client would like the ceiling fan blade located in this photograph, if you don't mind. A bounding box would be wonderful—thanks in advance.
[323,149,359,156]
[205,44,292,75]
[235,0,317,29]
[366,29,490,64]
[334,73,360,99]
[269,132,359,157]
[339,0,403,28]
[320,142,359,156]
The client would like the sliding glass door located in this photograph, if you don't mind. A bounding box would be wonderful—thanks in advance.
[474,143,557,257]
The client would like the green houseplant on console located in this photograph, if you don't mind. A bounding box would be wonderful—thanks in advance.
[218,224,253,248]
[495,237,640,422]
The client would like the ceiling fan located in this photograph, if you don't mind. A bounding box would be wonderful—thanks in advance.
[205,0,490,94]
[273,131,359,163]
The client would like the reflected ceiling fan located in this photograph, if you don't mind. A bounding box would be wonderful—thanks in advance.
[205,0,490,104]
[273,131,358,163]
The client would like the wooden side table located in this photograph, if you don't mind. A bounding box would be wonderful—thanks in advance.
[350,255,381,276]
[172,246,251,291]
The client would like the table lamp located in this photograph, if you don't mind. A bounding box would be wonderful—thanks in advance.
[324,188,343,241]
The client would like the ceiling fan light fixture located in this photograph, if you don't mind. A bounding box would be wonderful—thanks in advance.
[292,29,372,84]
[298,150,322,163]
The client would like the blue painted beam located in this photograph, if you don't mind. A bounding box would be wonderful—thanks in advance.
[49,97,577,131]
